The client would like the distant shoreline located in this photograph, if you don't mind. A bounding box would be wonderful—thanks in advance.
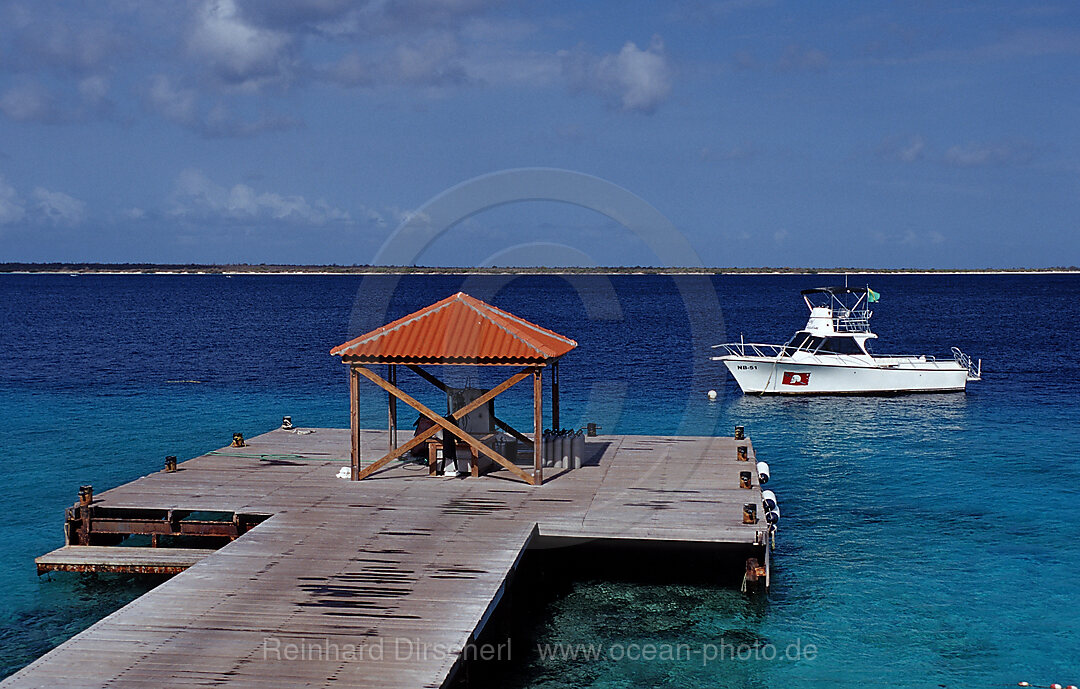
[1,263,1079,276]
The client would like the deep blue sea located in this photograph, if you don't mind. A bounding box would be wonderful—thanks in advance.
[1,273,1077,686]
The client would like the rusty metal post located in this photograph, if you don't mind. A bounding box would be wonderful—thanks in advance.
[734,425,745,440]
[737,445,748,461]
[165,455,177,472]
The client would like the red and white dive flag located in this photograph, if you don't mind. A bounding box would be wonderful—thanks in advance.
[782,372,810,386]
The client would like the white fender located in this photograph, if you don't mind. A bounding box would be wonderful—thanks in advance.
[761,489,777,512]
[766,504,781,524]
[756,461,770,484]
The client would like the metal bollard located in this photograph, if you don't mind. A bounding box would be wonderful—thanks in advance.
[742,503,757,524]
[586,422,601,437]
[281,416,294,430]
[165,455,177,472]
[78,485,93,506]
[737,445,748,461]
[739,470,753,489]
[232,432,246,447]
[734,425,745,440]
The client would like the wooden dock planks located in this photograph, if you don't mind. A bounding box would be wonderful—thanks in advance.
[36,546,218,575]
[5,428,768,689]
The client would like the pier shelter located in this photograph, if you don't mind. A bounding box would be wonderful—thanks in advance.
[331,292,577,485]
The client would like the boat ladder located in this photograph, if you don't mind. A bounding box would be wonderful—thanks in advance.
[951,347,982,381]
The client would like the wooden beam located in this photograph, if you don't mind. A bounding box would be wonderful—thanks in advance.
[388,364,398,453]
[349,366,360,481]
[533,366,543,485]
[407,364,448,391]
[493,415,533,446]
[356,420,440,480]
[353,366,537,484]
[551,360,560,429]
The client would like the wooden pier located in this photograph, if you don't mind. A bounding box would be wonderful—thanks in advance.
[9,426,771,689]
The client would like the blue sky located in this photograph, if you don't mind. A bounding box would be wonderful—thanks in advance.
[0,1,1077,268]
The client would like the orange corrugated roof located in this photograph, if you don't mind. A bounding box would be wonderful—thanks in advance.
[330,292,577,364]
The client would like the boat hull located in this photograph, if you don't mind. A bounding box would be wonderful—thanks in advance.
[718,357,969,395]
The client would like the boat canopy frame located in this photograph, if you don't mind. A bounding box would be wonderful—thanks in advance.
[801,286,873,333]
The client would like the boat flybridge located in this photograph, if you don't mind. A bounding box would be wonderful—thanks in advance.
[712,287,981,395]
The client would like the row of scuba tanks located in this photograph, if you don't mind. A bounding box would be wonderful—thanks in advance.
[542,429,586,469]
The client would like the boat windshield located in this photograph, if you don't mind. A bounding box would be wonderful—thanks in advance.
[782,333,865,356]
[816,337,866,355]
[782,332,822,355]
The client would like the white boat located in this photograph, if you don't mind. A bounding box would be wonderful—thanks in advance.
[712,286,981,395]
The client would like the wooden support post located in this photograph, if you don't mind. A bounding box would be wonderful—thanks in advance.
[551,360,560,430]
[533,366,543,486]
[350,366,360,481]
[388,364,398,453]
[427,440,439,476]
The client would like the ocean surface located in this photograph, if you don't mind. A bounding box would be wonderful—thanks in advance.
[1,273,1077,686]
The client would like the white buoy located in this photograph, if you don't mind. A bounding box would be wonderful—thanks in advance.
[707,389,718,400]
[756,461,770,484]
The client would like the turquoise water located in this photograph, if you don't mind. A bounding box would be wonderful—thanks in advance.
[1,273,1077,685]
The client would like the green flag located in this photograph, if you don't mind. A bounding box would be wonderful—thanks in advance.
[867,288,880,303]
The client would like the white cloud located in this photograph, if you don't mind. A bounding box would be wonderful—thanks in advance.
[877,134,926,163]
[564,36,673,113]
[392,33,468,85]
[187,0,295,89]
[147,75,198,126]
[0,83,59,123]
[146,74,299,137]
[32,187,87,226]
[777,44,828,72]
[77,75,111,109]
[899,230,946,246]
[0,176,26,225]
[898,135,925,162]
[944,142,1035,167]
[323,33,475,88]
[700,142,757,162]
[13,20,125,76]
[236,0,503,38]
[170,169,351,225]
[0,178,87,227]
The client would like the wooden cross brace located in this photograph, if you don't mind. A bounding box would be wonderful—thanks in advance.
[406,364,535,446]
[351,364,539,485]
